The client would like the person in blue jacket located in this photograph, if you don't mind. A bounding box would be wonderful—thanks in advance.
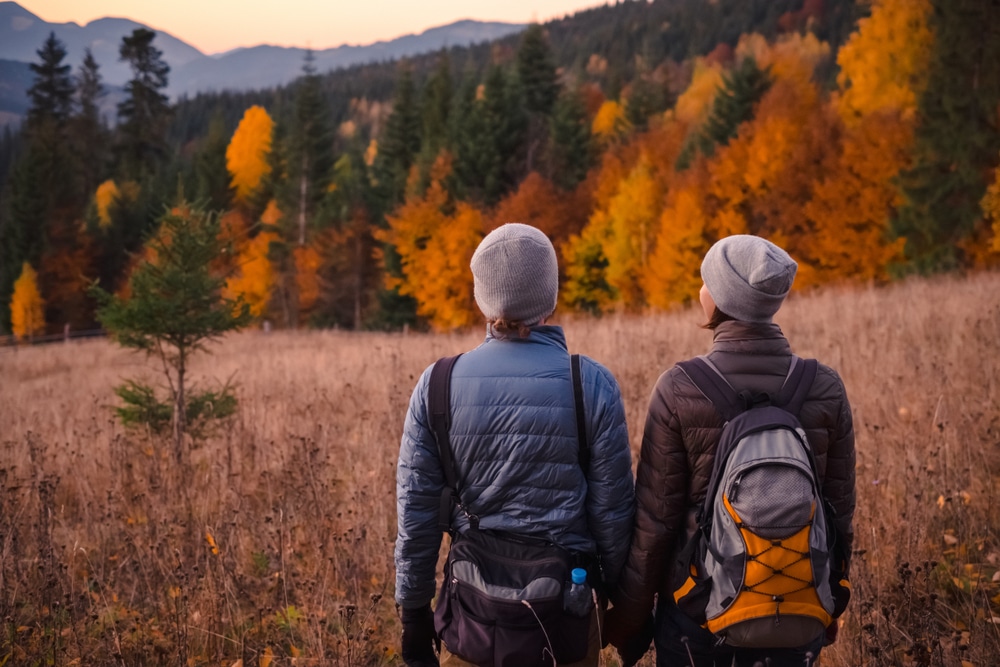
[394,223,636,666]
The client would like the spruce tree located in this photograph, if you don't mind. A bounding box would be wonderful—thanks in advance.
[549,88,594,190]
[894,0,1000,271]
[376,64,421,206]
[26,32,74,131]
[195,112,234,212]
[286,50,334,245]
[72,48,108,200]
[516,24,559,173]
[117,28,171,179]
[93,202,251,463]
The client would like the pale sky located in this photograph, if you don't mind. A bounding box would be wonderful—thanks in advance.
[18,1,610,55]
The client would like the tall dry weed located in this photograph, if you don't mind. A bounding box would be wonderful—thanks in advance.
[0,273,998,666]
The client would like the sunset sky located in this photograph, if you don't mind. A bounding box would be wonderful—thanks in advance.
[17,1,609,54]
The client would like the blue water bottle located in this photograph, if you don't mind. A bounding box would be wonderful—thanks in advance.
[564,567,593,616]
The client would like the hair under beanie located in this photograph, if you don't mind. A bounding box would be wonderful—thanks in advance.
[701,235,797,323]
[471,223,558,325]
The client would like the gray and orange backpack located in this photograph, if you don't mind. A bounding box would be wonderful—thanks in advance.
[672,355,850,648]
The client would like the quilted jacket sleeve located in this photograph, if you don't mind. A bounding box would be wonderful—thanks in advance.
[819,366,856,570]
[582,358,635,587]
[608,369,692,634]
[394,367,445,609]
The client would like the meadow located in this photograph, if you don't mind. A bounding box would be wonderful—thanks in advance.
[1,272,999,666]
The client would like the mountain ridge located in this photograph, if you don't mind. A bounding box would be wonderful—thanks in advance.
[0,1,525,118]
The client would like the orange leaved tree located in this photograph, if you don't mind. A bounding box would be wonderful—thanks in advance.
[10,262,45,340]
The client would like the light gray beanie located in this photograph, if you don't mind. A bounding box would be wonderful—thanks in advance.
[701,235,797,323]
[471,223,558,325]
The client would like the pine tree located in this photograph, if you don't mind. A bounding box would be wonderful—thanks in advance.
[894,0,1000,270]
[72,48,109,199]
[286,51,334,245]
[548,88,594,190]
[516,24,559,173]
[26,32,74,132]
[196,111,234,212]
[375,64,421,206]
[0,33,76,332]
[117,28,171,179]
[421,54,453,158]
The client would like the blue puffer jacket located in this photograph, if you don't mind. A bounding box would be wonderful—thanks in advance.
[394,325,635,608]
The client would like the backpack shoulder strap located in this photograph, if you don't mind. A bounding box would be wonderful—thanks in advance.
[571,354,591,472]
[775,356,818,416]
[428,354,470,530]
[677,355,744,422]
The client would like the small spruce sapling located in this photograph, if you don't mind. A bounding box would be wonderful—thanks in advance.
[92,201,252,464]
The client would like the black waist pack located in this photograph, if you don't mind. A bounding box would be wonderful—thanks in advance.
[433,529,591,666]
[427,354,596,667]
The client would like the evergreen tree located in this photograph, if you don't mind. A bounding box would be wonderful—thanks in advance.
[26,32,74,132]
[375,64,421,206]
[0,33,77,333]
[117,28,171,179]
[93,201,251,463]
[195,111,234,212]
[286,50,334,245]
[516,24,559,173]
[895,0,1000,270]
[548,87,594,190]
[677,57,772,170]
[421,54,453,157]
[72,48,108,199]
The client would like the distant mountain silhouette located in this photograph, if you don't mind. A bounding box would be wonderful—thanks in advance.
[173,20,525,98]
[0,0,524,122]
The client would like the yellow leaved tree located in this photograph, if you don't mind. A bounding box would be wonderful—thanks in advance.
[10,262,45,340]
[95,179,119,228]
[226,105,274,204]
[835,0,933,124]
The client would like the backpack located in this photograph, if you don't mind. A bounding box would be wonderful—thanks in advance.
[428,354,596,667]
[671,355,839,649]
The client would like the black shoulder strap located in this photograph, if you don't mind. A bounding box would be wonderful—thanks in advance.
[571,354,591,472]
[428,354,467,531]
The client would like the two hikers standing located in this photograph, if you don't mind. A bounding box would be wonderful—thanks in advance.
[394,227,856,667]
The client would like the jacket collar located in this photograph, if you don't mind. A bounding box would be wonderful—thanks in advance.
[483,323,568,350]
[711,320,791,355]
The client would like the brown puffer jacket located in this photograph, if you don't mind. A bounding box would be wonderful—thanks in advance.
[608,320,855,640]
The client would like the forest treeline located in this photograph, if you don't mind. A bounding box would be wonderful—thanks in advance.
[1,0,999,336]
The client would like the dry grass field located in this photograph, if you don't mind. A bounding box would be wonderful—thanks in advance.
[1,272,999,666]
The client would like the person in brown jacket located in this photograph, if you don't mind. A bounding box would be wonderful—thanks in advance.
[603,235,855,667]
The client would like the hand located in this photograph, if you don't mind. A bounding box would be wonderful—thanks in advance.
[400,604,440,666]
[824,620,839,646]
[615,614,654,667]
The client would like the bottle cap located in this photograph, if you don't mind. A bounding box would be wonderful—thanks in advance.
[571,568,587,585]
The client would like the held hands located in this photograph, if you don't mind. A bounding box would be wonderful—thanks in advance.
[400,604,440,667]
[603,606,654,667]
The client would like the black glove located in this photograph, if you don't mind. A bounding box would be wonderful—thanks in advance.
[400,604,440,667]
[616,613,654,667]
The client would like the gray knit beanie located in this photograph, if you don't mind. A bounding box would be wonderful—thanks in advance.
[701,235,797,323]
[471,223,558,325]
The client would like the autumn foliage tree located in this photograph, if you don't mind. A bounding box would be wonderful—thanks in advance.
[226,105,274,205]
[379,154,483,329]
[10,262,45,340]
